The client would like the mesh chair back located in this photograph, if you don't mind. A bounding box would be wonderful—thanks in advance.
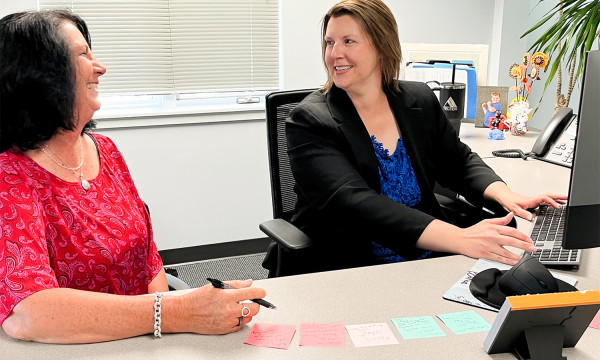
[265,89,315,221]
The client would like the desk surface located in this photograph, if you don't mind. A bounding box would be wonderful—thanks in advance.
[2,124,598,360]
[460,122,542,158]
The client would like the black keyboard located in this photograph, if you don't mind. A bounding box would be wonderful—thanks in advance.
[527,205,581,267]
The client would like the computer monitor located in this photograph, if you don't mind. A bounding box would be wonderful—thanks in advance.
[563,50,600,249]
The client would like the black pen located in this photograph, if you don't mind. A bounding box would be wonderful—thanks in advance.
[206,278,277,309]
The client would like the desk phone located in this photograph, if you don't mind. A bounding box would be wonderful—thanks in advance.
[538,115,577,168]
[492,107,576,168]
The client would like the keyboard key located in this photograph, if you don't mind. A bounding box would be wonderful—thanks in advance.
[528,205,582,267]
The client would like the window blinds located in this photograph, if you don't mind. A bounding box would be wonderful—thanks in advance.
[40,0,279,96]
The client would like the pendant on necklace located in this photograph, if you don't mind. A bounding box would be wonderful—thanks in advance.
[79,174,90,191]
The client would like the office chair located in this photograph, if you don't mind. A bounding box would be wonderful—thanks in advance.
[164,268,190,291]
[259,89,315,277]
[259,89,515,277]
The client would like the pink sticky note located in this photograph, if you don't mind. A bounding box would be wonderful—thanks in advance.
[590,310,600,330]
[244,323,297,350]
[299,322,345,348]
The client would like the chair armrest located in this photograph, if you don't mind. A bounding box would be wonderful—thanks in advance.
[166,273,191,291]
[259,219,313,251]
[435,193,517,228]
[435,193,482,215]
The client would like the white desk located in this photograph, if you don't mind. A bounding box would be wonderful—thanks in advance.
[460,123,571,196]
[460,122,542,158]
[2,124,598,360]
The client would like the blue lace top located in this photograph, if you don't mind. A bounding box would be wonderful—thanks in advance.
[370,135,432,263]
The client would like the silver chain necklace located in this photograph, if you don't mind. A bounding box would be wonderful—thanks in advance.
[39,137,90,191]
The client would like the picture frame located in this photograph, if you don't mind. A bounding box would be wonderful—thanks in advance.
[484,290,600,359]
[475,86,509,128]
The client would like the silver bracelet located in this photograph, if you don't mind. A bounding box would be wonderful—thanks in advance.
[153,292,163,338]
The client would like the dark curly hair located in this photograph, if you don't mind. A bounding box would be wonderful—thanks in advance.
[0,9,96,152]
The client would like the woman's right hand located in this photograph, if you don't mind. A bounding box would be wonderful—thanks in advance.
[418,213,538,266]
[454,212,537,265]
[165,279,267,335]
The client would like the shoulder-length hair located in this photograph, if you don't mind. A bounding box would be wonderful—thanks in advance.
[320,0,402,94]
[0,9,94,152]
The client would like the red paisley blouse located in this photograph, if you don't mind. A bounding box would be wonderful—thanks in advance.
[0,133,163,325]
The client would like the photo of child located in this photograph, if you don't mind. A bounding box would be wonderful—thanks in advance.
[482,92,502,127]
[475,86,509,127]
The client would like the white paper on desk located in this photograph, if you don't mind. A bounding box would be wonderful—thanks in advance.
[345,323,399,347]
[442,258,578,312]
[404,66,469,85]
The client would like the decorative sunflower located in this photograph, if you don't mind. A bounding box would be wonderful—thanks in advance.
[522,52,531,67]
[508,52,548,105]
[509,64,521,79]
[518,65,528,82]
[531,52,548,68]
[529,66,540,80]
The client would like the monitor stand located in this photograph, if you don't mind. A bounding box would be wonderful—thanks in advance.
[513,325,567,360]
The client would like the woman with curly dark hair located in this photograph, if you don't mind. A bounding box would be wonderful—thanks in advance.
[0,10,266,343]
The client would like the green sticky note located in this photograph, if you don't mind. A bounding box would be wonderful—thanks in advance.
[391,316,446,340]
[437,310,492,335]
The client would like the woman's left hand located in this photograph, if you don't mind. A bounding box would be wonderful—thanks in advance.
[483,181,567,221]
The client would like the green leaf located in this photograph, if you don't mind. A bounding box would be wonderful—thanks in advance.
[523,0,600,105]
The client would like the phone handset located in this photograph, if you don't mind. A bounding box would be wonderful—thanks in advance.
[492,107,575,163]
[530,107,574,156]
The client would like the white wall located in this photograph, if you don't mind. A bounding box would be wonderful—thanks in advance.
[281,0,496,89]
[98,120,272,250]
[498,0,559,129]
[2,0,554,251]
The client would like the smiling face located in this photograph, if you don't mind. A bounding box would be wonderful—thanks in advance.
[491,94,500,103]
[60,21,106,126]
[324,15,382,97]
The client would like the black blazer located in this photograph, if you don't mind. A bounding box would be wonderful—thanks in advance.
[264,81,503,275]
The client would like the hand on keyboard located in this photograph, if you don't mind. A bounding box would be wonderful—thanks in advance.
[483,182,567,221]
[454,212,537,266]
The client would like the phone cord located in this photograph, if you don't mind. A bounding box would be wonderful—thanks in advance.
[492,149,536,160]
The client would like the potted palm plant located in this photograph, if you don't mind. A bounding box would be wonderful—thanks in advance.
[521,0,600,112]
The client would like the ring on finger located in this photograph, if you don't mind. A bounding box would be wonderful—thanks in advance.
[241,305,251,317]
[237,317,244,326]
